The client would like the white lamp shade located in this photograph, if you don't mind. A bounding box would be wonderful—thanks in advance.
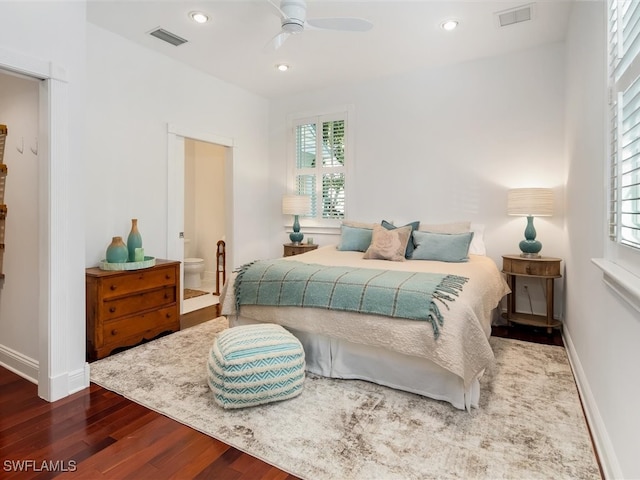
[507,188,554,217]
[282,194,311,215]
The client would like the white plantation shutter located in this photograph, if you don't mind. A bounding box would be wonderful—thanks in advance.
[293,113,347,221]
[609,0,640,249]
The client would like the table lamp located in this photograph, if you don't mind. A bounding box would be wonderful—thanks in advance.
[507,188,553,258]
[282,194,311,244]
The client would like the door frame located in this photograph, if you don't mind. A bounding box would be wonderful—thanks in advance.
[166,124,234,312]
[0,48,87,400]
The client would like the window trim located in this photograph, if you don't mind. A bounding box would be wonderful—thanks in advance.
[596,0,640,311]
[285,105,355,233]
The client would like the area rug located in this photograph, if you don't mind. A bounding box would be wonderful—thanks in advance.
[183,288,209,300]
[90,317,600,480]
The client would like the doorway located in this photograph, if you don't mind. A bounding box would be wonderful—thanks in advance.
[0,48,85,401]
[166,125,234,316]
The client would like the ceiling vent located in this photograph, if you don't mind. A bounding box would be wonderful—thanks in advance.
[495,4,534,28]
[149,28,188,46]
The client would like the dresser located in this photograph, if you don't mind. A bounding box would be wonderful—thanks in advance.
[86,259,181,360]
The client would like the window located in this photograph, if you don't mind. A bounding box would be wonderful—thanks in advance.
[290,111,349,225]
[600,0,640,308]
[609,0,640,251]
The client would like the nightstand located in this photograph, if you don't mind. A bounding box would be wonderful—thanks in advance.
[283,243,318,257]
[502,255,562,333]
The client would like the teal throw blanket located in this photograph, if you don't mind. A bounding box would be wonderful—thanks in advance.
[234,259,468,339]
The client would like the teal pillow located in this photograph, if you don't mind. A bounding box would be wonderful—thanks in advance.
[337,225,373,252]
[411,231,474,262]
[381,220,420,258]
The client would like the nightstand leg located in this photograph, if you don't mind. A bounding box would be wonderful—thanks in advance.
[506,274,515,325]
[546,278,554,334]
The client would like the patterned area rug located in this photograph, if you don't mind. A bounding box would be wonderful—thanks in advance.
[183,288,209,300]
[90,317,600,480]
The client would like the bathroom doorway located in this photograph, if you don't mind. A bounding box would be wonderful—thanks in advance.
[183,139,225,307]
[166,125,234,317]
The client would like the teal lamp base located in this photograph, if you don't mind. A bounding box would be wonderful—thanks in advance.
[519,216,542,258]
[289,214,304,245]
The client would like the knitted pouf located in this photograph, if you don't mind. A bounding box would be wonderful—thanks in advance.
[207,323,305,409]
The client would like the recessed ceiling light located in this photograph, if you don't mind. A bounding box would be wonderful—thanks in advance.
[276,64,290,72]
[441,20,459,31]
[190,11,209,24]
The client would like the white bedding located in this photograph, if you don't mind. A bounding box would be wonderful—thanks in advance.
[222,245,510,392]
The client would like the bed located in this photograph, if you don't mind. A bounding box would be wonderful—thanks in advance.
[221,222,510,410]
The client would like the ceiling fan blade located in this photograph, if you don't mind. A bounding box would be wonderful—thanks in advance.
[264,31,291,52]
[305,17,373,32]
[267,0,287,20]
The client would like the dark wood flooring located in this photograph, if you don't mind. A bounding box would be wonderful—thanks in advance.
[0,324,563,479]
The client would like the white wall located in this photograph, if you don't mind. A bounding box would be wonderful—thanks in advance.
[85,23,270,270]
[565,3,638,478]
[269,42,567,316]
[0,73,40,369]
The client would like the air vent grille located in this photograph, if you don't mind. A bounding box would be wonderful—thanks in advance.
[149,28,188,46]
[496,4,533,28]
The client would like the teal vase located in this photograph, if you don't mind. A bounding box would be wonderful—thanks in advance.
[127,218,143,262]
[106,236,128,263]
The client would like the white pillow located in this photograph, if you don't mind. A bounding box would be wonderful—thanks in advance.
[469,223,486,255]
[419,221,471,234]
[342,220,378,229]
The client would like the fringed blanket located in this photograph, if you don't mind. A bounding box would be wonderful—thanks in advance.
[234,259,468,338]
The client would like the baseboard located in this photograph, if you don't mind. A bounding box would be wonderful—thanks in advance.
[563,327,623,480]
[180,304,220,330]
[0,343,38,384]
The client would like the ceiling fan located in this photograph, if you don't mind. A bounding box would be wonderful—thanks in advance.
[266,0,373,51]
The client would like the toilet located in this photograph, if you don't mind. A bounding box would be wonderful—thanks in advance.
[184,239,205,289]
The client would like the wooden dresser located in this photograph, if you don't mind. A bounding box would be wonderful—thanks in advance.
[86,259,180,360]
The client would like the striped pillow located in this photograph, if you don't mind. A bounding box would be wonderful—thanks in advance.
[207,323,305,409]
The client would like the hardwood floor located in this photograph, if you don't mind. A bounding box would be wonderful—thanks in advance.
[0,368,299,479]
[1,325,563,479]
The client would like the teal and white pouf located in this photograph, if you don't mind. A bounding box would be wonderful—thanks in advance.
[207,323,305,409]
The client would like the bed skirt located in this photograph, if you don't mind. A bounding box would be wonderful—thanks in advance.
[230,316,480,410]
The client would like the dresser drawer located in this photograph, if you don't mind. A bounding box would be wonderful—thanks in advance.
[100,286,176,321]
[99,266,177,299]
[103,306,178,347]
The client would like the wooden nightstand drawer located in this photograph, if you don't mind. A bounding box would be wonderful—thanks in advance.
[502,255,561,277]
[284,243,318,257]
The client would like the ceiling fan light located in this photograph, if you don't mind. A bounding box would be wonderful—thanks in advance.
[189,11,209,24]
[441,20,459,31]
[282,21,304,34]
[276,64,290,72]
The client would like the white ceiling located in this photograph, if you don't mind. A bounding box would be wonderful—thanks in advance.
[87,1,574,99]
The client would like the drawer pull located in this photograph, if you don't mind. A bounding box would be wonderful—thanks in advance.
[164,293,169,299]
[165,274,171,280]
[109,307,116,313]
[111,329,118,336]
[110,285,117,291]
[525,266,531,274]
[166,313,172,319]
